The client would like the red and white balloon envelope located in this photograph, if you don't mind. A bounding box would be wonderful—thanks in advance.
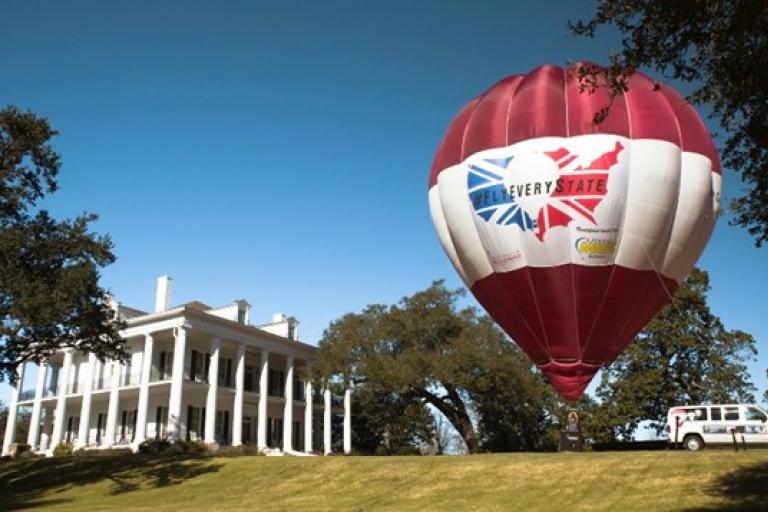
[428,63,721,401]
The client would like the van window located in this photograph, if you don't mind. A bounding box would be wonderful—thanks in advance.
[724,407,740,421]
[688,407,708,421]
[745,407,767,422]
[711,407,722,421]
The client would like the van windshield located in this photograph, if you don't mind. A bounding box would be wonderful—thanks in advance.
[746,407,767,422]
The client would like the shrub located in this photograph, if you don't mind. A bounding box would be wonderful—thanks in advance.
[138,438,172,454]
[170,439,209,455]
[138,438,209,455]
[52,442,74,457]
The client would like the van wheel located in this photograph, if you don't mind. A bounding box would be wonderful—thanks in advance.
[684,435,704,451]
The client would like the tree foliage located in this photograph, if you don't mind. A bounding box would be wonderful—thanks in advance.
[0,106,124,382]
[571,0,768,246]
[313,281,564,453]
[470,342,562,452]
[764,369,768,405]
[591,268,757,440]
[348,386,436,455]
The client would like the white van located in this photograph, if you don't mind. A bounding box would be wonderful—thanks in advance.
[666,404,768,451]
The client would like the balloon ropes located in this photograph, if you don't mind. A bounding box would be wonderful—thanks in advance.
[428,63,721,401]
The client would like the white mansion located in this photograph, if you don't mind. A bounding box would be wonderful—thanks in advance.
[1,276,352,457]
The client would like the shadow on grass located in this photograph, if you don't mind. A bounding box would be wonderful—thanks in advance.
[686,459,768,511]
[0,454,222,511]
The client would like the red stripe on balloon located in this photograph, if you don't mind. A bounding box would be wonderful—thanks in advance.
[428,63,719,189]
[462,75,525,160]
[428,97,480,188]
[656,84,721,173]
[505,65,567,146]
[471,264,678,400]
[566,61,631,138]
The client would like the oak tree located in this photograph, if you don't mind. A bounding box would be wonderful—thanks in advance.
[313,281,561,453]
[0,106,124,383]
[571,0,768,246]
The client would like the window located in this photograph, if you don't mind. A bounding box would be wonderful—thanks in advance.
[711,407,722,421]
[746,407,767,422]
[293,420,301,450]
[66,416,80,443]
[215,410,230,445]
[237,308,246,324]
[190,351,208,383]
[96,413,106,444]
[268,369,285,397]
[186,406,205,441]
[159,352,173,380]
[724,407,740,421]
[690,407,708,421]
[242,416,253,444]
[120,409,137,443]
[155,406,169,439]
[218,358,233,387]
[288,323,296,340]
[293,379,303,401]
[268,417,283,448]
[245,366,255,392]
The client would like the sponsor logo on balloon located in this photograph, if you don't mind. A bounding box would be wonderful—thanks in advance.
[467,141,624,241]
[574,237,616,257]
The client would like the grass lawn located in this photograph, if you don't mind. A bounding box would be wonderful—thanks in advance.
[1,450,767,511]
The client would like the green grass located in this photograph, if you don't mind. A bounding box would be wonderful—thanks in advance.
[1,450,767,511]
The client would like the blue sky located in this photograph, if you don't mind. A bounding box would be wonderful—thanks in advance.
[1,0,765,405]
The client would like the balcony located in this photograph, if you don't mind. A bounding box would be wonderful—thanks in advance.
[19,389,36,401]
[119,371,142,388]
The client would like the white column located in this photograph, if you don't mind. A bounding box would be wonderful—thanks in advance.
[2,363,25,456]
[134,334,154,445]
[167,326,187,440]
[204,338,220,444]
[257,350,269,450]
[27,362,48,448]
[304,380,313,453]
[103,360,121,446]
[50,351,73,450]
[323,387,332,455]
[282,356,294,452]
[232,343,245,447]
[76,352,97,448]
[343,388,352,454]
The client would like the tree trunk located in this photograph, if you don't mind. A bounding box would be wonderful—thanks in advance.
[415,386,480,453]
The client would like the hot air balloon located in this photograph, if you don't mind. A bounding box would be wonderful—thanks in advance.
[428,63,721,401]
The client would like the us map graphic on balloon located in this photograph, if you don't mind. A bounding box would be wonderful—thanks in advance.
[467,141,624,241]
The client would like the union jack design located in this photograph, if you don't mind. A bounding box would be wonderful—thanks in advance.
[468,141,625,241]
